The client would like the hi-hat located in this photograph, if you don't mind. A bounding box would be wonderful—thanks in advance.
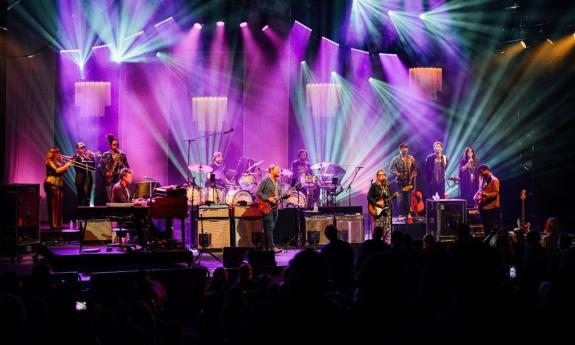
[188,164,213,173]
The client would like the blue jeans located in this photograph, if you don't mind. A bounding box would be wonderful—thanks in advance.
[262,209,278,249]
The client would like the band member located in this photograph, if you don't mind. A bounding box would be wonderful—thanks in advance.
[256,164,291,253]
[73,142,95,207]
[389,143,416,218]
[291,149,312,177]
[112,168,146,246]
[425,141,448,199]
[474,164,500,237]
[98,134,129,202]
[458,146,480,206]
[367,169,392,238]
[291,149,317,207]
[44,147,73,230]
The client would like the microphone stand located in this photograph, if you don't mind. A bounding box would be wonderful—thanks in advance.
[344,166,363,207]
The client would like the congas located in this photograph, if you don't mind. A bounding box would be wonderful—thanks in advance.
[239,174,257,192]
[285,191,307,208]
[205,186,226,204]
[186,186,204,205]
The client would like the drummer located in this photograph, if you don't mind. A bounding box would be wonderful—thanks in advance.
[291,149,318,208]
[209,151,236,187]
[291,149,312,178]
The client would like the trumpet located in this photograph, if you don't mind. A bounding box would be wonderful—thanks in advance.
[61,155,96,172]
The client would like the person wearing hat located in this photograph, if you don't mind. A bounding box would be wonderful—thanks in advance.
[389,143,417,219]
[73,142,95,209]
[44,147,73,230]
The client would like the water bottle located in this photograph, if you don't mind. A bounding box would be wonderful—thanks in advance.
[313,202,318,212]
[69,220,74,229]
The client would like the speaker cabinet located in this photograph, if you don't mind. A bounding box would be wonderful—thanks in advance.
[335,214,364,243]
[234,218,264,248]
[0,184,40,256]
[197,218,231,249]
[426,199,467,240]
[304,215,334,245]
[83,219,113,242]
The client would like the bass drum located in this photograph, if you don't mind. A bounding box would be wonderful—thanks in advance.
[226,188,254,205]
[285,191,306,208]
[186,186,204,205]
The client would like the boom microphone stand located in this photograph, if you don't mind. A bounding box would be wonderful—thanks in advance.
[344,166,363,206]
[194,208,221,264]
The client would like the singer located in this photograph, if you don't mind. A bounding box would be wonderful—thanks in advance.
[458,147,480,206]
[425,141,448,199]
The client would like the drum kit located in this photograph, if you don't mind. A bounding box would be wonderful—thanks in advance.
[185,158,344,208]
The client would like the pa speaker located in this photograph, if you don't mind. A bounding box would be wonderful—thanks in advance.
[247,250,276,267]
[223,247,250,268]
[426,199,467,240]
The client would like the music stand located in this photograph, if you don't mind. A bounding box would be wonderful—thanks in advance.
[194,208,221,264]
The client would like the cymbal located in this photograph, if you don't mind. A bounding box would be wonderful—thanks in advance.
[188,164,213,173]
[281,168,293,177]
[247,159,264,171]
[311,161,334,170]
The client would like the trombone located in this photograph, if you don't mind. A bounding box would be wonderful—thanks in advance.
[61,155,96,172]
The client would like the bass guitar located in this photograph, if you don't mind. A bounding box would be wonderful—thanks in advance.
[368,185,413,218]
[257,183,301,215]
[514,189,530,234]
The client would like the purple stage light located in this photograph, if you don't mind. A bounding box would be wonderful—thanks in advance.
[262,25,269,32]
[194,23,202,30]
[216,21,224,27]
[240,22,247,28]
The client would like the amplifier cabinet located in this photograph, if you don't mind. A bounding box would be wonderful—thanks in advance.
[196,218,231,249]
[304,215,334,245]
[0,184,41,256]
[335,214,364,243]
[426,199,467,240]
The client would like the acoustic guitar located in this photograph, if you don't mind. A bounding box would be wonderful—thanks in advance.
[410,176,424,216]
[368,185,413,218]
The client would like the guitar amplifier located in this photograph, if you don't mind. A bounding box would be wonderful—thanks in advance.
[198,205,231,218]
[335,214,364,243]
[234,218,264,248]
[426,199,467,240]
[304,215,334,245]
[197,218,231,249]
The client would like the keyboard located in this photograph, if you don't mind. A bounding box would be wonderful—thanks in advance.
[106,202,135,208]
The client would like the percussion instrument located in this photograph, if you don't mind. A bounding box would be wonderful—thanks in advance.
[225,188,254,205]
[188,164,213,173]
[238,174,257,192]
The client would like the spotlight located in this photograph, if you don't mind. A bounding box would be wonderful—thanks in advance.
[331,71,336,75]
[193,23,202,30]
[388,10,394,15]
[520,40,527,48]
[216,21,224,27]
[155,51,162,58]
[368,77,373,82]
[301,60,306,64]
[546,38,554,45]
[262,25,269,32]
[240,22,247,28]
[419,13,426,20]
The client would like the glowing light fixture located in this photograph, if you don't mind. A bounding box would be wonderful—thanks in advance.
[240,22,247,28]
[194,23,202,30]
[408,67,443,100]
[216,21,224,27]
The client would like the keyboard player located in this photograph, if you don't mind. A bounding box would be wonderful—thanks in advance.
[111,168,147,247]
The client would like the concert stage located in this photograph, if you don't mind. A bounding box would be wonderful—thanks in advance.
[38,243,193,272]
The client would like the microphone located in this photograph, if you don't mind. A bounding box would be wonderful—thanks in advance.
[357,166,364,169]
[370,179,374,185]
[225,128,234,134]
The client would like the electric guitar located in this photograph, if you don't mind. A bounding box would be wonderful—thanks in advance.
[257,183,301,215]
[514,189,530,234]
[368,185,413,218]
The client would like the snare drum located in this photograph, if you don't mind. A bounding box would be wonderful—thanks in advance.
[239,174,257,192]
[186,186,204,205]
[205,186,226,204]
[285,191,307,208]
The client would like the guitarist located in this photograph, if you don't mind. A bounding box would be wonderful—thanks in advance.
[98,134,130,202]
[367,169,393,237]
[389,143,417,219]
[474,164,500,237]
[256,164,291,253]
